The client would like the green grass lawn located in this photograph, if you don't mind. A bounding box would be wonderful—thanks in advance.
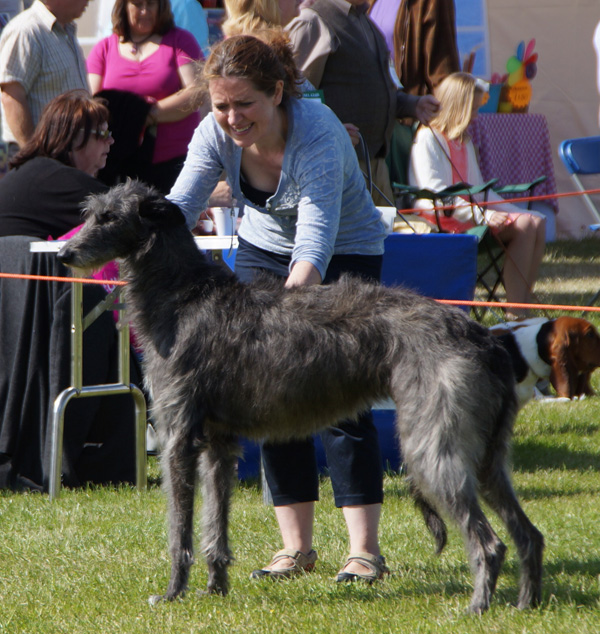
[1,240,600,633]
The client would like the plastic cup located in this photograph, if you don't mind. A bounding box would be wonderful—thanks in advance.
[212,207,239,236]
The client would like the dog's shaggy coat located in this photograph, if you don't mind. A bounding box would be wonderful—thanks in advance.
[58,181,544,614]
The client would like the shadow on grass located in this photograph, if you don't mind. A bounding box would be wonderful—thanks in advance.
[246,556,600,611]
[544,557,600,578]
[541,557,600,607]
[544,238,600,260]
[512,438,600,473]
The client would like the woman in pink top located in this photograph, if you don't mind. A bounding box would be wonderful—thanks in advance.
[87,0,202,193]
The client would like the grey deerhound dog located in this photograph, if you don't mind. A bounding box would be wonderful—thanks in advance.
[58,180,544,614]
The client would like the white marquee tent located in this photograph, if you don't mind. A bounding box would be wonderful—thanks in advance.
[486,0,600,237]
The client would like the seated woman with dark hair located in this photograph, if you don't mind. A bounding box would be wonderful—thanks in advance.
[0,89,113,239]
[0,90,142,493]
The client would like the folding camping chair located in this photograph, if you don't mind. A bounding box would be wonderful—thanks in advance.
[559,136,600,309]
[558,136,600,224]
[393,176,548,321]
[393,179,505,320]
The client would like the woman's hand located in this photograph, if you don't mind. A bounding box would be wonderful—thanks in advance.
[343,123,361,147]
[485,210,510,229]
[207,180,235,208]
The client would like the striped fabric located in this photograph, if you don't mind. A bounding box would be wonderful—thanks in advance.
[0,1,88,143]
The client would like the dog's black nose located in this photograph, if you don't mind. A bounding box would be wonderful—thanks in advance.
[57,244,72,265]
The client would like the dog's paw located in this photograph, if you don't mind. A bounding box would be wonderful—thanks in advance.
[148,594,164,606]
[148,591,186,605]
[206,583,228,596]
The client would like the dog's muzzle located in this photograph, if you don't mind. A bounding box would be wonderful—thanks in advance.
[56,244,74,265]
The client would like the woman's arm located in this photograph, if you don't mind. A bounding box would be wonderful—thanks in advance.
[285,261,322,288]
[409,128,483,223]
[146,63,199,125]
[167,117,229,228]
[289,130,346,281]
[88,73,103,95]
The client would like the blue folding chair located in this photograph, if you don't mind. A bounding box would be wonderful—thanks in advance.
[558,136,600,224]
[559,136,600,309]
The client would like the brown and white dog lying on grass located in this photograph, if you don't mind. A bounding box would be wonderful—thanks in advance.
[490,317,600,407]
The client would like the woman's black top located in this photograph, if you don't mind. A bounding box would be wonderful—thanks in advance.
[0,156,108,240]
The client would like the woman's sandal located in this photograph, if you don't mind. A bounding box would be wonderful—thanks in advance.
[250,548,318,580]
[335,552,390,584]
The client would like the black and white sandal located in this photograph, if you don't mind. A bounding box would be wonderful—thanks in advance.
[335,552,390,584]
[250,548,318,580]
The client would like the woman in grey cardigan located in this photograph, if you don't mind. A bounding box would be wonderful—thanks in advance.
[168,33,391,584]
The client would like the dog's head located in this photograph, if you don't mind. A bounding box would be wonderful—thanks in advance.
[58,179,186,272]
[550,316,600,373]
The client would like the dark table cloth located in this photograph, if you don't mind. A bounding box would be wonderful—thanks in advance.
[0,235,143,491]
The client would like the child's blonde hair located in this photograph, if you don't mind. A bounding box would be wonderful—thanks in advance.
[430,72,485,141]
[221,0,282,37]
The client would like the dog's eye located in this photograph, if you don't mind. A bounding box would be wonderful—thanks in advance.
[95,209,117,225]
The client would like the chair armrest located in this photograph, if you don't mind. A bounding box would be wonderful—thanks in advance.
[493,175,547,210]
[493,175,547,196]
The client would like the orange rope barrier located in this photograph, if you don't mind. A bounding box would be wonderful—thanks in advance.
[1,271,597,313]
[0,272,126,286]
[440,299,600,312]
[396,186,600,215]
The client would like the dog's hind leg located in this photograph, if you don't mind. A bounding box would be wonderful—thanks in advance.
[479,460,544,609]
[410,468,506,613]
[150,412,204,604]
[199,433,238,596]
[399,411,507,610]
[460,501,507,614]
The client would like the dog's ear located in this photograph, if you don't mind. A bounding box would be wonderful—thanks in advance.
[548,323,578,398]
[138,196,186,227]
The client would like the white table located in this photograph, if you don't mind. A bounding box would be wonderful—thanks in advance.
[30,235,238,499]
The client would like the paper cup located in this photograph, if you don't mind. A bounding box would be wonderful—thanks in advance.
[212,207,239,236]
[377,206,397,234]
[200,219,214,234]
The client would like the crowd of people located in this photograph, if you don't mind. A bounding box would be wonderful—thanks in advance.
[0,0,548,578]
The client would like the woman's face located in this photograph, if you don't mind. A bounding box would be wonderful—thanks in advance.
[70,122,114,177]
[278,0,300,26]
[209,76,284,148]
[126,0,159,38]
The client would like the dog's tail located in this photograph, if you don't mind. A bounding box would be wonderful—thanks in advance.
[409,481,448,554]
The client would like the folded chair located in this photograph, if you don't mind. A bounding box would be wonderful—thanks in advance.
[558,137,600,309]
[558,136,600,224]
[393,175,549,321]
[393,179,505,320]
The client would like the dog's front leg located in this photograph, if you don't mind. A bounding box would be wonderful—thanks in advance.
[200,433,238,596]
[576,371,594,397]
[150,419,203,605]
